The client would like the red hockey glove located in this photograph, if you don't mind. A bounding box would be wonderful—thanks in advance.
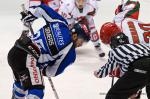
[109,66,121,78]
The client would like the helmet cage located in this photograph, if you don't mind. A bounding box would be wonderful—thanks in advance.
[110,32,129,49]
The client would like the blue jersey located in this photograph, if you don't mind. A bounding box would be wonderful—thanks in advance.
[30,4,76,76]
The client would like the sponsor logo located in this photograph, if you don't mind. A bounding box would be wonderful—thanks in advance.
[53,23,65,46]
[30,56,40,83]
[28,45,40,59]
[81,24,89,33]
[45,27,55,46]
[44,25,59,55]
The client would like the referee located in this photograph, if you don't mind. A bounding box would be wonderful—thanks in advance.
[94,32,150,99]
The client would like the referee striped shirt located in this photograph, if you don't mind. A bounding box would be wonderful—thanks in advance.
[97,44,150,78]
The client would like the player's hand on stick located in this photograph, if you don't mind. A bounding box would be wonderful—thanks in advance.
[20,11,37,27]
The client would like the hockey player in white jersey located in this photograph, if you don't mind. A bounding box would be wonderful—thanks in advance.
[100,0,146,46]
[29,0,61,11]
[58,0,105,57]
[98,0,150,98]
[113,0,149,45]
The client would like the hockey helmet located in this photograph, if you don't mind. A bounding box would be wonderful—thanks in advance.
[75,0,87,9]
[100,22,121,44]
[110,32,129,49]
[71,22,90,47]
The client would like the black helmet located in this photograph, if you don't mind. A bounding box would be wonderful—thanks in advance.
[71,22,90,47]
[110,32,129,49]
[73,23,90,42]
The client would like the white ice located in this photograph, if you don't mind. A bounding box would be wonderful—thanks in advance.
[0,0,150,99]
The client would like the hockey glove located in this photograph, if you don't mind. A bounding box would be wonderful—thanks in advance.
[115,4,123,15]
[109,67,121,78]
[15,34,40,59]
[20,11,37,27]
[109,65,124,78]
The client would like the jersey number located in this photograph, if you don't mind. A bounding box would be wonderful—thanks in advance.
[128,21,150,43]
[139,23,150,43]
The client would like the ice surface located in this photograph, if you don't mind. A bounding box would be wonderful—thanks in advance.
[0,0,149,99]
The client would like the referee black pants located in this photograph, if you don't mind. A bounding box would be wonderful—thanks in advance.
[146,84,150,99]
[106,57,150,99]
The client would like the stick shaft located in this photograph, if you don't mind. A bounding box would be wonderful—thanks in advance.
[121,0,125,8]
[48,78,60,99]
[111,77,114,87]
[21,4,34,34]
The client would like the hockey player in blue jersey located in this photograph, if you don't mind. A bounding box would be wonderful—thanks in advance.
[7,4,77,99]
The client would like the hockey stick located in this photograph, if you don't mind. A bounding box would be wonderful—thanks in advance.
[21,4,34,35]
[21,4,60,99]
[48,77,60,99]
[121,0,125,9]
[111,77,114,87]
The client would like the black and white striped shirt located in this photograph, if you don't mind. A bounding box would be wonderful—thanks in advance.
[97,44,150,78]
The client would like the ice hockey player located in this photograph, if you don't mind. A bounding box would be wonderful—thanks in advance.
[29,0,61,11]
[7,4,76,99]
[94,31,150,99]
[71,22,91,47]
[99,0,150,98]
[58,0,105,57]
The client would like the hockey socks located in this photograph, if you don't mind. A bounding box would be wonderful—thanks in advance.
[12,82,27,99]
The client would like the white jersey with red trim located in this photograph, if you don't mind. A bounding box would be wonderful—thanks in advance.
[121,18,150,46]
[58,0,98,29]
[29,0,61,11]
[113,0,150,47]
[59,0,105,57]
[113,0,140,29]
